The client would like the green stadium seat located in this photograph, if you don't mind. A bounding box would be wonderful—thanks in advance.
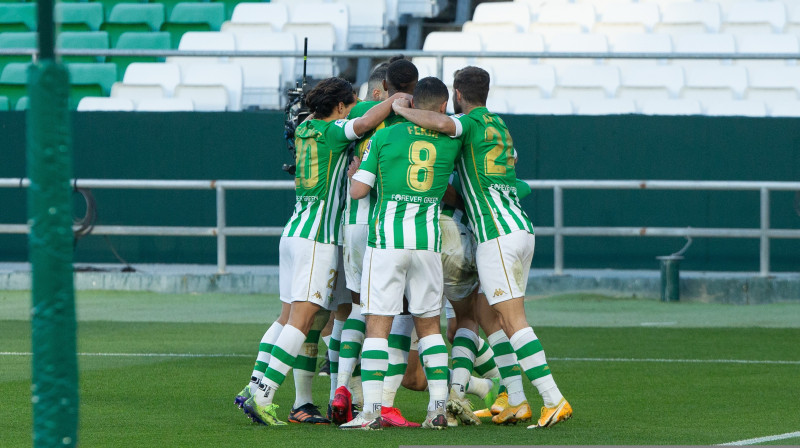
[161,3,225,48]
[0,95,8,111]
[55,2,105,32]
[0,31,36,75]
[15,95,27,110]
[0,62,30,109]
[158,0,211,21]
[109,31,170,80]
[0,3,37,32]
[212,0,261,21]
[67,62,118,108]
[56,31,110,63]
[101,3,165,47]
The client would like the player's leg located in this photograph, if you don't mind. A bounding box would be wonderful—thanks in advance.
[244,238,337,426]
[340,246,406,430]
[380,312,419,427]
[288,309,331,424]
[407,250,449,430]
[318,312,335,376]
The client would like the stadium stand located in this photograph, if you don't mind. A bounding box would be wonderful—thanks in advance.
[56,31,109,63]
[0,31,35,75]
[282,22,337,78]
[472,2,532,31]
[167,30,235,66]
[162,2,225,48]
[67,62,117,108]
[174,84,228,111]
[232,32,283,109]
[120,61,181,96]
[286,3,349,52]
[101,3,165,48]
[0,95,7,111]
[178,62,242,111]
[720,1,787,36]
[77,96,135,111]
[109,31,170,81]
[655,2,722,34]
[0,3,36,32]
[0,61,28,108]
[55,3,105,32]
[338,0,392,48]
[229,3,288,30]
[110,82,166,106]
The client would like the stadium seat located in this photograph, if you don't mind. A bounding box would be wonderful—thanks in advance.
[135,97,195,111]
[101,3,166,48]
[721,1,787,36]
[221,22,273,34]
[67,62,117,102]
[617,65,685,109]
[492,64,555,102]
[672,33,736,68]
[745,66,800,112]
[529,3,596,40]
[110,82,166,105]
[287,3,349,52]
[462,21,519,38]
[0,94,7,111]
[680,65,748,106]
[282,23,337,79]
[230,3,288,29]
[512,98,573,115]
[56,31,110,63]
[338,0,391,48]
[0,31,36,75]
[576,98,636,115]
[110,31,171,81]
[0,3,36,32]
[179,62,243,111]
[609,33,672,67]
[552,65,621,101]
[174,84,228,111]
[785,4,800,40]
[122,62,181,96]
[767,100,800,116]
[166,31,235,66]
[225,29,295,87]
[593,3,660,36]
[162,3,226,49]
[15,95,27,110]
[472,2,531,32]
[479,32,544,70]
[513,0,548,17]
[705,100,767,117]
[640,98,702,115]
[55,2,104,32]
[415,31,481,85]
[655,2,722,34]
[0,61,29,108]
[77,96,135,111]
[543,33,608,69]
[396,0,446,18]
[735,34,799,68]
[485,95,509,114]
[231,32,283,109]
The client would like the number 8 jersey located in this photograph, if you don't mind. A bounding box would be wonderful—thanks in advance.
[451,107,534,244]
[283,118,358,243]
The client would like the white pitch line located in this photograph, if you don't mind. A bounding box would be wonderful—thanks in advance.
[719,430,800,445]
[1,352,799,365]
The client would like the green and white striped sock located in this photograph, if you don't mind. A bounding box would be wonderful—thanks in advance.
[474,337,501,379]
[418,334,449,412]
[450,328,479,399]
[256,324,305,406]
[509,327,563,408]
[383,314,413,407]
[361,337,388,419]
[337,305,365,390]
[487,330,526,406]
[292,312,327,409]
[249,322,283,390]
[328,319,345,401]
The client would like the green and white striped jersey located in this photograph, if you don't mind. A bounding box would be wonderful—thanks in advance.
[452,107,534,243]
[344,101,408,225]
[283,118,358,244]
[353,122,461,251]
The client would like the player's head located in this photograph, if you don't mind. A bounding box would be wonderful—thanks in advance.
[412,76,449,114]
[384,55,418,95]
[306,77,357,119]
[452,66,490,113]
[367,62,389,101]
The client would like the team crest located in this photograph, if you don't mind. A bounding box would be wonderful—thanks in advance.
[362,139,372,161]
[334,119,347,128]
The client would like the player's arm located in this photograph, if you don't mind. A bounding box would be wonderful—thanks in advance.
[349,137,379,199]
[391,99,462,137]
[351,92,412,137]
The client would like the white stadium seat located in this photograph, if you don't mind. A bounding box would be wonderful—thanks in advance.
[735,34,799,68]
[174,85,228,111]
[167,32,236,66]
[463,21,520,37]
[529,3,597,39]
[225,30,296,88]
[472,1,531,31]
[680,65,748,107]
[180,63,243,111]
[77,97,135,111]
[486,95,510,114]
[287,3,349,51]
[110,83,165,105]
[480,32,544,70]
[397,0,446,18]
[122,62,181,96]
[338,0,390,48]
[721,1,787,36]
[513,98,574,115]
[230,3,288,30]
[231,32,284,109]
[767,101,800,116]
[282,23,337,79]
[594,3,661,36]
[220,22,273,34]
[745,66,800,113]
[135,98,195,111]
[609,33,673,67]
[576,98,637,115]
[705,100,767,116]
[672,33,736,67]
[553,65,621,101]
[617,65,685,109]
[493,64,556,104]
[416,31,482,85]
[640,98,702,115]
[656,2,722,34]
[544,33,608,69]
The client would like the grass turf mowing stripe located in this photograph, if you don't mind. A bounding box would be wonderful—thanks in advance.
[719,430,800,445]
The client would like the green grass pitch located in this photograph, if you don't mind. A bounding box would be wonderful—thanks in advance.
[1,291,799,447]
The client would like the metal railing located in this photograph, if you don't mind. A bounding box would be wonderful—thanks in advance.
[2,178,799,275]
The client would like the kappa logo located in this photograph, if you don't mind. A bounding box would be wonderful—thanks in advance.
[372,371,384,378]
[512,365,521,372]
[342,344,351,350]
[433,369,445,375]
[493,288,506,297]
[312,291,322,299]
[373,403,382,413]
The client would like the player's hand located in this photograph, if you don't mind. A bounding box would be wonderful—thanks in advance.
[347,155,360,178]
[392,97,411,112]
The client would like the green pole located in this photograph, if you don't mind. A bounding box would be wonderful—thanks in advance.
[28,0,79,445]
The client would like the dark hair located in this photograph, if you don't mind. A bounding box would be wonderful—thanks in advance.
[367,62,389,93]
[413,77,449,111]
[305,77,356,117]
[453,66,490,106]
[386,58,418,94]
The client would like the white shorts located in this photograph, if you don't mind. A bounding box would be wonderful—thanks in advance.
[327,246,351,311]
[360,246,444,318]
[343,224,368,293]
[279,236,338,308]
[440,214,478,302]
[444,300,455,320]
[476,230,535,305]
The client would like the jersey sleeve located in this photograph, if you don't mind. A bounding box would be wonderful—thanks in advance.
[352,134,380,187]
[515,178,532,199]
[328,119,360,143]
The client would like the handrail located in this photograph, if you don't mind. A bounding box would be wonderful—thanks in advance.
[2,178,798,276]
